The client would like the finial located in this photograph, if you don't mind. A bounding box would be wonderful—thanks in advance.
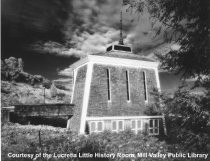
[119,10,124,45]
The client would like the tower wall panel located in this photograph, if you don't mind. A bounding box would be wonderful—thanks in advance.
[68,65,87,132]
[87,64,157,117]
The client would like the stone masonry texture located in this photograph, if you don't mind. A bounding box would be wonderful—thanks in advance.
[14,104,73,117]
[69,65,87,132]
[87,64,157,117]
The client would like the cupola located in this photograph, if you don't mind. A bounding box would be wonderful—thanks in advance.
[106,8,132,53]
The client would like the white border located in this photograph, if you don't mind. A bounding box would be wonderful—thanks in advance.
[155,68,161,91]
[70,55,159,70]
[79,62,93,134]
[70,69,77,103]
[70,57,88,69]
[88,55,158,69]
[86,115,164,121]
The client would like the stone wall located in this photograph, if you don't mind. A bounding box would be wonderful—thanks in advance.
[69,65,87,132]
[87,64,157,116]
[14,104,73,117]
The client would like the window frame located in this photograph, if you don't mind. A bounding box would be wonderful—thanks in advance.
[118,120,124,131]
[142,71,148,103]
[89,121,104,133]
[126,70,131,102]
[131,119,143,134]
[111,120,117,132]
[107,68,111,102]
[90,121,96,133]
[149,119,159,135]
[111,120,125,132]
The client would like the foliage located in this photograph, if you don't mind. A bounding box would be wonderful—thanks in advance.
[146,86,210,153]
[54,84,69,91]
[50,82,57,98]
[1,123,189,161]
[124,0,210,79]
[125,0,210,154]
[1,57,52,87]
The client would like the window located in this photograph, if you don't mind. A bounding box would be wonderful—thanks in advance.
[118,121,124,131]
[142,72,148,102]
[137,120,141,129]
[131,120,136,129]
[90,122,96,132]
[89,121,104,133]
[112,121,117,131]
[131,120,136,133]
[107,69,111,101]
[111,120,124,132]
[131,119,142,134]
[149,119,159,135]
[98,122,103,131]
[106,46,112,52]
[114,45,132,52]
[126,70,130,101]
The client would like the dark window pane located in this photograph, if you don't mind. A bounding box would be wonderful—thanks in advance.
[155,128,158,134]
[149,129,153,134]
[114,45,131,52]
[143,72,147,101]
[107,69,111,100]
[126,71,130,101]
[155,119,158,127]
[149,120,153,127]
[106,46,112,51]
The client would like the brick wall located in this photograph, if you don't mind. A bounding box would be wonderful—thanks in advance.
[87,64,157,117]
[68,65,87,132]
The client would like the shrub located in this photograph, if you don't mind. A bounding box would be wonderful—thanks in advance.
[1,123,192,161]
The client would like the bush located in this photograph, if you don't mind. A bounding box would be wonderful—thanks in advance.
[1,123,193,161]
[145,86,210,153]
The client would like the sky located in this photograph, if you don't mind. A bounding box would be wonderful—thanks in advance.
[1,0,182,93]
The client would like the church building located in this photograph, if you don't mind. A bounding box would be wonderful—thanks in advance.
[67,12,165,135]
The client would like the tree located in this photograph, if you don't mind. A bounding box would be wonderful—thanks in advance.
[124,0,210,80]
[124,0,210,152]
[50,82,57,98]
[146,87,210,152]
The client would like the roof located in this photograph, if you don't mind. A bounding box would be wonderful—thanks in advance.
[70,46,158,70]
[92,51,155,62]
